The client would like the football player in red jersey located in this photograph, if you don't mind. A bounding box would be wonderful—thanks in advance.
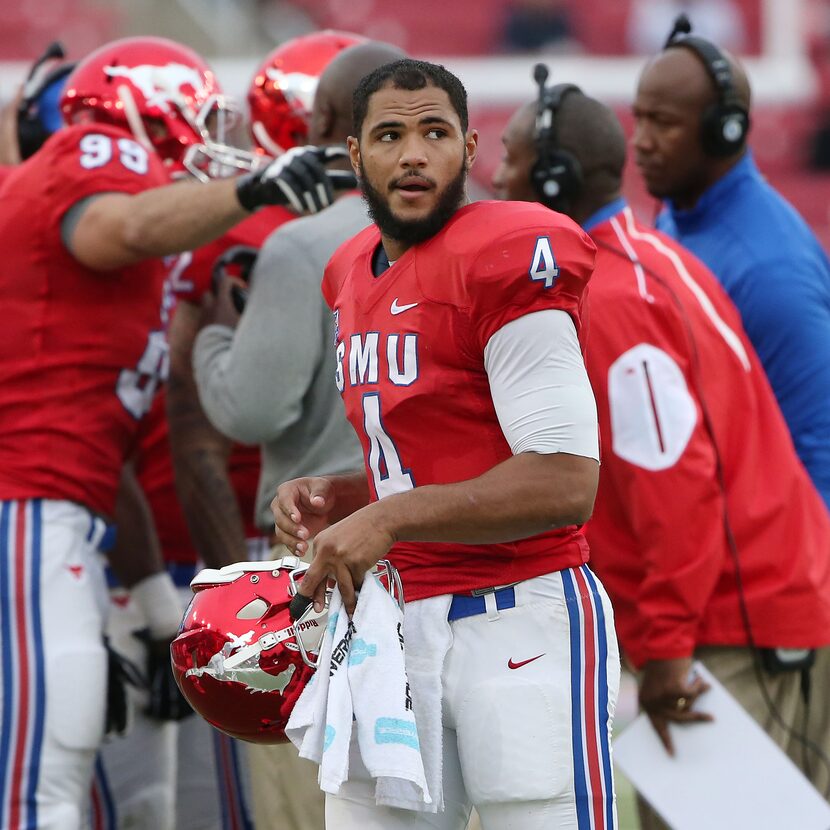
[88,32,365,830]
[492,86,830,811]
[271,60,619,830]
[0,34,353,830]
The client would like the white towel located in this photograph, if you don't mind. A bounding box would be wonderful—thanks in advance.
[376,593,452,812]
[286,571,449,811]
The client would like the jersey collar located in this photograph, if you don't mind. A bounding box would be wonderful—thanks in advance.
[582,197,627,233]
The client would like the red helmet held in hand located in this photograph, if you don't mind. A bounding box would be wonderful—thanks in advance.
[171,556,325,744]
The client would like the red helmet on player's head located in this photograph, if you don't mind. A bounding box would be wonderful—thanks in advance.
[171,556,323,744]
[61,36,237,173]
[248,29,366,156]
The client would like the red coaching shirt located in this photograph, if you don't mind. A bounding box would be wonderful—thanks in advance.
[323,200,597,601]
[137,207,294,561]
[582,202,830,668]
[0,123,169,517]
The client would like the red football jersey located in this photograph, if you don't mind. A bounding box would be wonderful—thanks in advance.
[138,207,293,561]
[323,200,597,601]
[0,123,170,517]
[583,205,830,667]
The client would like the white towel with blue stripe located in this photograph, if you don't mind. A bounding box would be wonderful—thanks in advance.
[286,571,436,809]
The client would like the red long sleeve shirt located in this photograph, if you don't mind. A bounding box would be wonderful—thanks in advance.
[583,202,830,668]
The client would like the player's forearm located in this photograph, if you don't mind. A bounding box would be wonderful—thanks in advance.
[167,305,248,568]
[122,177,249,259]
[173,444,249,568]
[168,385,248,569]
[369,451,597,545]
[74,177,249,270]
[107,463,166,588]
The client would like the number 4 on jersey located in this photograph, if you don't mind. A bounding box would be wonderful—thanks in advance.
[529,236,559,288]
[362,393,415,499]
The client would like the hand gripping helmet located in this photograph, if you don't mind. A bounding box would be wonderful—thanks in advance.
[248,29,366,157]
[171,555,402,744]
[60,36,241,178]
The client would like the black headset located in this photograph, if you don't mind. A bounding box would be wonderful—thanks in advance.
[663,14,750,157]
[530,63,583,211]
[17,42,76,160]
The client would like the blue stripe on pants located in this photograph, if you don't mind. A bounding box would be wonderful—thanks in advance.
[0,502,14,829]
[24,500,46,830]
[562,567,592,830]
[582,565,616,829]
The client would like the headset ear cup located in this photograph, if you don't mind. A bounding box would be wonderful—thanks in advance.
[701,102,749,157]
[531,149,583,211]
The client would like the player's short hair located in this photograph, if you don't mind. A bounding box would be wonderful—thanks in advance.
[352,59,469,137]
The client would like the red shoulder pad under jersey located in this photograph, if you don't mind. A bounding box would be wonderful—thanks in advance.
[421,201,596,352]
[322,223,379,310]
[171,205,295,304]
[43,123,168,228]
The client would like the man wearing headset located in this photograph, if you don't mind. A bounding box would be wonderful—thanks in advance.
[634,16,830,514]
[0,42,75,178]
[492,73,830,818]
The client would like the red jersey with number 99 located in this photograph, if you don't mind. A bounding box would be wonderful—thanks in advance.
[0,123,170,517]
[322,200,597,601]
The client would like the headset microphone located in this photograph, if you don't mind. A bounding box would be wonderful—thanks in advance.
[663,12,692,48]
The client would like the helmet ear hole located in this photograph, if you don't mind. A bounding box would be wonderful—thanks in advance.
[236,597,270,620]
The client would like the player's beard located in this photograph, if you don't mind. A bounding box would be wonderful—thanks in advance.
[359,154,467,247]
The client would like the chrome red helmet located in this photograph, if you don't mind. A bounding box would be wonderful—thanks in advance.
[60,36,235,172]
[172,555,403,744]
[172,556,323,744]
[248,29,366,156]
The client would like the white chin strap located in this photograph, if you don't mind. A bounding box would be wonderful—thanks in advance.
[252,120,287,157]
[117,84,153,153]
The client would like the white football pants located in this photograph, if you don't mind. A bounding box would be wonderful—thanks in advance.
[326,566,621,830]
[89,575,255,830]
[0,499,111,830]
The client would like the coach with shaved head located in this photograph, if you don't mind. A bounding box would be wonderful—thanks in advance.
[494,66,830,819]
[633,15,830,515]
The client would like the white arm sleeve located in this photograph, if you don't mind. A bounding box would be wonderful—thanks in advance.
[483,309,599,460]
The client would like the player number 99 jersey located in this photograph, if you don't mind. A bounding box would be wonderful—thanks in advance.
[0,123,171,517]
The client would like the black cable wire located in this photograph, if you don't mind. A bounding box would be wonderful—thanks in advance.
[594,238,830,795]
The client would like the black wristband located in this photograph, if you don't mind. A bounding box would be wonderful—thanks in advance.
[235,171,261,212]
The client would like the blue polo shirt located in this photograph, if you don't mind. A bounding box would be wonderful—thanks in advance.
[657,152,830,511]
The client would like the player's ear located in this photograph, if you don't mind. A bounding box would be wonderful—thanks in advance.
[464,129,479,171]
[347,136,361,178]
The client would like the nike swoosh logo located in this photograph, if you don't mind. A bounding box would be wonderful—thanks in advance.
[507,654,545,670]
[391,298,419,315]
